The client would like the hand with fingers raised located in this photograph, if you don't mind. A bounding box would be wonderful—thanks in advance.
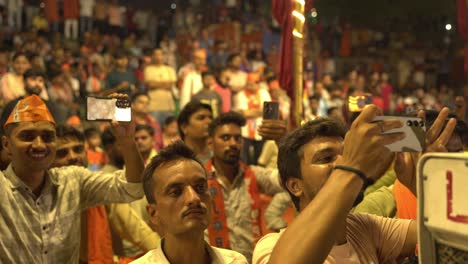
[394,107,457,195]
[338,105,405,183]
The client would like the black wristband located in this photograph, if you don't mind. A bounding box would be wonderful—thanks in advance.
[334,165,374,187]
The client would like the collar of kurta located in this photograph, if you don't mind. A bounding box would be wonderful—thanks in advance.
[4,163,60,192]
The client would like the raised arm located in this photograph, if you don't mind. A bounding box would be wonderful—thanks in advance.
[268,105,405,264]
[109,94,145,183]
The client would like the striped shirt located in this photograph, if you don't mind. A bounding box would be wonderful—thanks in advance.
[0,164,144,263]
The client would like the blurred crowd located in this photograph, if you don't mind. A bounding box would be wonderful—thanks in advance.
[0,0,467,263]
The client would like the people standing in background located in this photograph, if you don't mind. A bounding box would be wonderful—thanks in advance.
[144,48,177,125]
[108,0,123,38]
[224,53,247,94]
[84,127,106,171]
[233,73,271,165]
[178,49,206,109]
[192,71,223,118]
[7,0,23,30]
[86,63,105,95]
[79,0,95,36]
[0,52,31,104]
[161,116,180,148]
[93,0,108,34]
[177,101,213,163]
[105,51,137,96]
[63,0,79,39]
[131,92,164,151]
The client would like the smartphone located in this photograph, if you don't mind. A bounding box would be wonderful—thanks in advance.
[263,102,280,120]
[372,116,426,152]
[348,95,373,112]
[86,96,132,122]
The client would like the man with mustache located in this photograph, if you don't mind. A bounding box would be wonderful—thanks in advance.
[135,141,247,263]
[205,111,286,261]
[0,94,145,263]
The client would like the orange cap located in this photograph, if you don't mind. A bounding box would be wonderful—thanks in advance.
[247,73,260,83]
[4,95,56,128]
[66,115,81,126]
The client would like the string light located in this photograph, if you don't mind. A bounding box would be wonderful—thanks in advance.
[292,10,305,23]
[292,29,303,39]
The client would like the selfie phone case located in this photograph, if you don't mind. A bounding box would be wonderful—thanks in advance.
[372,116,426,152]
[86,96,132,122]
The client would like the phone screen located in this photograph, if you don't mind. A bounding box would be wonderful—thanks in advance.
[263,102,280,120]
[348,95,373,112]
[86,96,132,122]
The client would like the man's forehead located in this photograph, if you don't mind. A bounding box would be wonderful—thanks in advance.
[153,160,206,188]
[56,137,84,148]
[14,121,55,132]
[302,137,344,156]
[215,123,241,134]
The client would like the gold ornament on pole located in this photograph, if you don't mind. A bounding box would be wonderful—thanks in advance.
[292,0,305,127]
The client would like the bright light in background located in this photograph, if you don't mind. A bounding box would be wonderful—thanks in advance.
[445,24,452,31]
[292,10,305,23]
[295,0,305,5]
[292,29,303,39]
[171,3,176,9]
[311,8,317,18]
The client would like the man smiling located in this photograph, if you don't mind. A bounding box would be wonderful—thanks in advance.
[0,94,145,263]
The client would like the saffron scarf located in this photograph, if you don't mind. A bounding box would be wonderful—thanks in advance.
[204,160,262,249]
[86,206,114,264]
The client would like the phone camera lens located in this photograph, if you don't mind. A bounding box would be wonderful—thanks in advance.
[407,120,412,126]
[419,121,425,127]
[413,120,419,127]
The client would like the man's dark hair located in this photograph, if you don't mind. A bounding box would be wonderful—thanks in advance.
[143,141,205,204]
[113,50,128,59]
[226,53,241,65]
[164,116,177,127]
[135,124,155,137]
[131,91,150,103]
[308,94,321,101]
[201,70,214,79]
[84,127,100,139]
[24,68,46,80]
[208,111,246,137]
[278,118,348,211]
[177,101,212,140]
[56,125,85,143]
[101,128,116,146]
[12,52,31,62]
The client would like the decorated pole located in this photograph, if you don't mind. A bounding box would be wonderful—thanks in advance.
[292,0,305,126]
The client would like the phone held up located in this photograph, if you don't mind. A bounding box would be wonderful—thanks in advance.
[372,116,426,152]
[86,96,132,122]
[263,101,280,120]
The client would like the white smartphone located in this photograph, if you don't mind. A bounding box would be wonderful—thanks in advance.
[372,116,426,152]
[86,96,132,122]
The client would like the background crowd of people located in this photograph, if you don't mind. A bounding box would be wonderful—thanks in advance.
[0,0,467,263]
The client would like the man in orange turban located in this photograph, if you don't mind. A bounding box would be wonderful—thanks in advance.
[0,94,146,263]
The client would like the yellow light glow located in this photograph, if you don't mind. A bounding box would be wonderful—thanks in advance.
[292,10,305,23]
[292,29,303,39]
[295,0,305,6]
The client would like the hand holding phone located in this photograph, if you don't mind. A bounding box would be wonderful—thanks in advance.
[372,116,426,152]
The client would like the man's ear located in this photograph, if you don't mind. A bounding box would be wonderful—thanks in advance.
[2,135,10,154]
[180,123,188,136]
[146,203,159,226]
[285,177,303,198]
